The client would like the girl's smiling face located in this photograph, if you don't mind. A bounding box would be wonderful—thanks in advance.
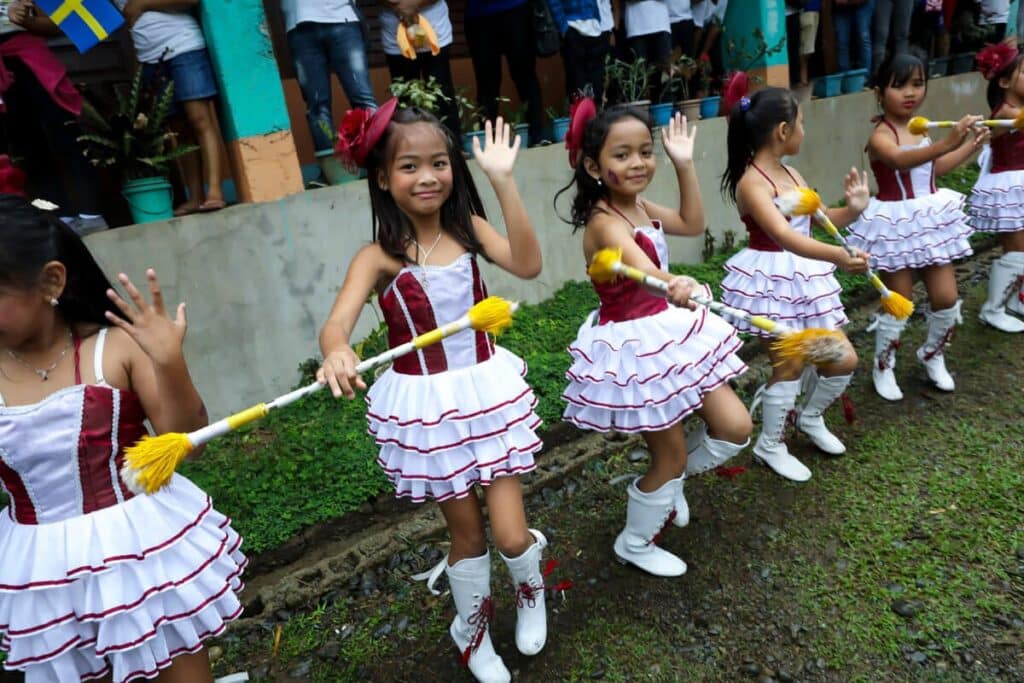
[589,116,657,194]
[379,122,454,218]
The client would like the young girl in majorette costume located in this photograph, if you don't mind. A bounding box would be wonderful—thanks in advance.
[969,43,1024,333]
[0,195,245,682]
[556,99,752,578]
[720,83,870,483]
[846,52,986,400]
[319,100,556,683]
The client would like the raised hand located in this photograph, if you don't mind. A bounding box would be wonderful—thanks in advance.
[105,269,187,366]
[472,116,520,181]
[843,166,870,215]
[661,112,697,167]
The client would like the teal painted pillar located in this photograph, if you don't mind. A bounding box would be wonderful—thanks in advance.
[198,0,303,202]
[722,0,790,87]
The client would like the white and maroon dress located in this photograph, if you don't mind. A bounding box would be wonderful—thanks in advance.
[721,163,848,336]
[563,209,747,432]
[847,119,973,271]
[970,118,1024,232]
[0,329,245,683]
[366,253,542,503]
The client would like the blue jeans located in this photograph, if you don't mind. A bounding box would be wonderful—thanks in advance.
[835,0,874,72]
[288,21,376,153]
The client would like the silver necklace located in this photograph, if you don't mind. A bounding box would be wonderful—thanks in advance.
[412,230,444,291]
[6,331,73,382]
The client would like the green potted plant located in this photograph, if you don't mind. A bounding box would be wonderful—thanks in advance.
[389,75,451,113]
[663,54,701,122]
[505,101,530,147]
[695,54,720,118]
[456,90,488,153]
[546,103,570,144]
[77,69,198,225]
[603,54,656,113]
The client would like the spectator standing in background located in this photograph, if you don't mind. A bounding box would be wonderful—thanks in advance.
[668,0,695,57]
[692,0,727,94]
[281,0,377,179]
[979,0,1011,42]
[798,0,822,86]
[380,0,461,137]
[547,0,613,104]
[116,0,227,215]
[873,0,913,73]
[1,0,106,233]
[464,0,544,144]
[834,0,874,72]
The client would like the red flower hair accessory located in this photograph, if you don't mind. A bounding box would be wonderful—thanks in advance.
[0,155,26,197]
[977,43,1019,81]
[723,71,750,116]
[334,97,399,171]
[565,96,597,168]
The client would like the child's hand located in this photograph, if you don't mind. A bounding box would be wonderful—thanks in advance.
[666,275,697,309]
[843,167,870,215]
[945,114,984,149]
[473,117,520,182]
[661,112,696,167]
[318,347,366,399]
[7,0,34,26]
[121,0,149,27]
[105,269,186,366]
[833,246,869,274]
[970,123,992,150]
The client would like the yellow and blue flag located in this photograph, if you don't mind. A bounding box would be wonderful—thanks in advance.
[35,0,124,54]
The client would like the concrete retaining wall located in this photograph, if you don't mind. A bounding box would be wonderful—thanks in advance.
[85,74,987,416]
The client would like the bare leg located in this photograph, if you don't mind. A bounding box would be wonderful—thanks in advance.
[182,99,225,207]
[638,424,687,492]
[919,263,959,310]
[693,384,753,443]
[172,120,203,215]
[1001,230,1024,253]
[438,493,489,565]
[155,649,214,683]
[482,476,533,558]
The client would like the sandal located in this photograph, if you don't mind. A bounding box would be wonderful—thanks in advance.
[198,199,227,212]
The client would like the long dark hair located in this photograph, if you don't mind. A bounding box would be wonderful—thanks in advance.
[0,194,124,326]
[987,53,1024,110]
[720,87,800,203]
[365,107,487,263]
[874,51,928,98]
[554,105,653,232]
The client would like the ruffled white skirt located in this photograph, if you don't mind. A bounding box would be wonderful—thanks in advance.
[366,347,541,503]
[562,299,747,433]
[969,169,1024,233]
[846,189,973,271]
[721,248,848,337]
[0,475,245,683]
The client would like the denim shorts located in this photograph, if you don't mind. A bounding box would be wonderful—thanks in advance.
[142,48,218,105]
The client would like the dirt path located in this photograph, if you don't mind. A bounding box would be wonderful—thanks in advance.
[203,264,1023,682]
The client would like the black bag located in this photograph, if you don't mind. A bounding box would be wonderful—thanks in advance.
[532,0,561,58]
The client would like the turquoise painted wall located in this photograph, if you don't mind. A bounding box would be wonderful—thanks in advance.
[199,0,291,142]
[722,0,788,72]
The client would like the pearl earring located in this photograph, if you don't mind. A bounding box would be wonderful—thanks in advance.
[49,297,59,307]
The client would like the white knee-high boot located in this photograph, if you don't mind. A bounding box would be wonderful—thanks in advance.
[868,313,907,401]
[751,379,811,482]
[415,553,511,683]
[613,478,687,577]
[500,529,551,657]
[1005,251,1024,316]
[980,253,1024,332]
[797,370,853,455]
[916,300,961,392]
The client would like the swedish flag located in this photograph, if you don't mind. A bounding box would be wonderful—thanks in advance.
[35,0,124,54]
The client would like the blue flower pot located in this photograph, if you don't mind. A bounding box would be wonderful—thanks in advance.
[699,96,720,119]
[651,102,675,126]
[552,116,570,143]
[514,123,530,148]
[841,69,868,94]
[122,176,173,224]
[813,74,843,98]
[951,53,975,74]
[462,130,486,154]
[929,56,951,78]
